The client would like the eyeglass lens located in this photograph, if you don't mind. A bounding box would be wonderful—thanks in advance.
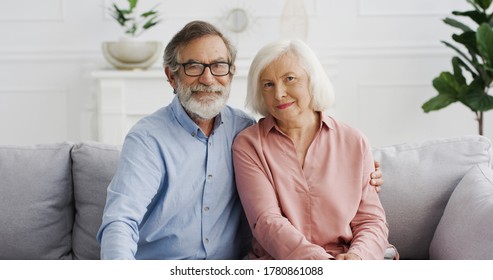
[183,63,230,76]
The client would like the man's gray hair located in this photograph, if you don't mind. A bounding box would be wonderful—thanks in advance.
[163,20,237,75]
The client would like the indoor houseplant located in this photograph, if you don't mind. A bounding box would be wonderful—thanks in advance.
[102,0,163,70]
[422,0,493,135]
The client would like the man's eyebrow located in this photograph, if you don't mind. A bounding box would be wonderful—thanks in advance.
[182,57,230,63]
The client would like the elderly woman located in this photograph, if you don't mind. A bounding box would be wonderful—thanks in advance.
[232,39,394,260]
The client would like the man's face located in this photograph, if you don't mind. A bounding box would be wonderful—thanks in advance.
[171,35,233,120]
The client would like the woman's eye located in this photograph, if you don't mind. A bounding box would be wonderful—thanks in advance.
[286,76,295,82]
[263,82,273,88]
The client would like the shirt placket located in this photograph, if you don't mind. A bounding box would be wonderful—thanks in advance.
[201,135,215,258]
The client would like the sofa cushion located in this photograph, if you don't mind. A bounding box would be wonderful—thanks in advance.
[373,135,492,259]
[429,164,493,259]
[71,141,120,260]
[0,143,74,259]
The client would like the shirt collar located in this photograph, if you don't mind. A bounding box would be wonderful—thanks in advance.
[261,111,335,137]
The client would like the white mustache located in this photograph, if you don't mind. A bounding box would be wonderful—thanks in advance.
[190,84,224,94]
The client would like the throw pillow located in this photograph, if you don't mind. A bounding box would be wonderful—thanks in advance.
[0,143,73,259]
[71,141,120,260]
[373,135,492,259]
[429,164,493,259]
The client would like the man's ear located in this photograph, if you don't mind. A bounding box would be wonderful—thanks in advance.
[165,66,177,91]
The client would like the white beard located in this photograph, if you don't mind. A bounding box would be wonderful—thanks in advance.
[176,81,230,121]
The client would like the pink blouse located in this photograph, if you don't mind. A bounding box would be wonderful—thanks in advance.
[232,113,389,260]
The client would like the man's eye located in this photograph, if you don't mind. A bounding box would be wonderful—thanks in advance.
[212,63,228,70]
[187,64,202,70]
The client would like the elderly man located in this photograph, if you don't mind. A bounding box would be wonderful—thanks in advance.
[97,20,383,259]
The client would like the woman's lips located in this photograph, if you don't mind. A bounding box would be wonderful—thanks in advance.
[277,101,294,110]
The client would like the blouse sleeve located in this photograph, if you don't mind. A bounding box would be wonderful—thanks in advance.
[347,140,389,259]
[232,134,332,260]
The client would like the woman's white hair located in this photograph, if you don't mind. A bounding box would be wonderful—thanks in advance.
[246,39,335,116]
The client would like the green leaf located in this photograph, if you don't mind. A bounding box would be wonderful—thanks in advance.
[143,22,158,30]
[444,17,473,32]
[141,10,158,18]
[466,89,493,111]
[442,40,480,76]
[457,56,481,79]
[452,57,467,85]
[433,72,465,95]
[477,23,493,68]
[458,77,485,109]
[128,0,138,10]
[126,23,137,36]
[474,0,493,10]
[452,31,479,57]
[453,10,488,25]
[422,94,457,112]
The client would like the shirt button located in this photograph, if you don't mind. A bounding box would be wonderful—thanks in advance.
[205,238,209,244]
[204,206,210,211]
[191,132,196,137]
[207,174,213,180]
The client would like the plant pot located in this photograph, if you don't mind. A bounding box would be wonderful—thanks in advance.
[102,39,163,70]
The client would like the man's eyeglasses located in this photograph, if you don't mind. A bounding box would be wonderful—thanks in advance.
[180,62,232,77]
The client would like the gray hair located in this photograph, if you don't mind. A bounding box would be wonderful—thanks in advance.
[163,20,237,75]
[246,39,335,116]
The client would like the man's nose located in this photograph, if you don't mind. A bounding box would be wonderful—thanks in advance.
[198,66,214,85]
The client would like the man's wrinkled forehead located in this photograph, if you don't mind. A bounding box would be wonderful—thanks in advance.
[176,35,231,63]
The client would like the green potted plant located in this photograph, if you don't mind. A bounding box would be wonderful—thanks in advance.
[102,0,163,70]
[422,0,493,135]
[109,0,161,37]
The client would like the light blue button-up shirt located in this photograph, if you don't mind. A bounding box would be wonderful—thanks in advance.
[97,96,255,259]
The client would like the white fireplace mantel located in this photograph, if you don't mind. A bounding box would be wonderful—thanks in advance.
[91,68,174,145]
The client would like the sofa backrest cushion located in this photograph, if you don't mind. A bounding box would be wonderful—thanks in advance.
[429,164,493,259]
[71,141,120,260]
[373,135,492,259]
[0,143,74,260]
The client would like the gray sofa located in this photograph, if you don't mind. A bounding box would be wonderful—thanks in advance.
[1,136,492,260]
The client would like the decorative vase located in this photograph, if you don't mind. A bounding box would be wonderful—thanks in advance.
[280,0,308,41]
[102,38,163,70]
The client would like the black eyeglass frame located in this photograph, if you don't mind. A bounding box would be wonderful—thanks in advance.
[179,62,232,77]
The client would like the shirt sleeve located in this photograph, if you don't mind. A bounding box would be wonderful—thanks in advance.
[347,140,389,259]
[97,132,164,259]
[232,135,333,260]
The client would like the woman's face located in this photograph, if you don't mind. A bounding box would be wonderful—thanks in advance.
[260,52,312,124]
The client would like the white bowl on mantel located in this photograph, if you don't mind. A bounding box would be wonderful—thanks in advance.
[102,40,163,70]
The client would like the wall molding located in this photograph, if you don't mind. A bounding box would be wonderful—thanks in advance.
[0,49,101,62]
[0,44,453,63]
[0,0,65,22]
[0,87,68,96]
[357,0,467,17]
[357,82,431,89]
[315,43,452,59]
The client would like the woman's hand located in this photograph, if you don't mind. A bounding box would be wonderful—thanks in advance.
[335,253,361,260]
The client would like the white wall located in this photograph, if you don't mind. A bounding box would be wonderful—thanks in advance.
[0,0,490,147]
